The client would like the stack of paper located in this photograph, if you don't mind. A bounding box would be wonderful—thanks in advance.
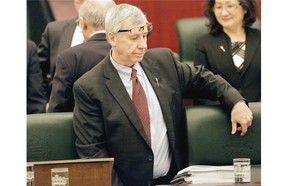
[170,165,234,184]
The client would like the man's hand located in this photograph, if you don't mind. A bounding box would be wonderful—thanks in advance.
[231,101,253,136]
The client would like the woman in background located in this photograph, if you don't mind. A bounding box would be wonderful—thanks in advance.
[194,0,260,104]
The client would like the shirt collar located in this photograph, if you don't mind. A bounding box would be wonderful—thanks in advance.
[89,30,106,38]
[109,50,143,80]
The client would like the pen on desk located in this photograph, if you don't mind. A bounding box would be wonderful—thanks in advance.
[220,45,226,52]
[155,78,159,87]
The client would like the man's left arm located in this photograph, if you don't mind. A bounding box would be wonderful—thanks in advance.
[174,57,253,136]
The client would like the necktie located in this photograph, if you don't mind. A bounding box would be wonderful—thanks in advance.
[131,68,151,143]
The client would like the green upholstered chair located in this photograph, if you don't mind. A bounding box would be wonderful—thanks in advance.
[27,112,79,162]
[176,17,261,64]
[176,17,209,64]
[251,19,261,30]
[184,102,261,166]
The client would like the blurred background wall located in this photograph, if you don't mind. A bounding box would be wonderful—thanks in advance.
[27,0,261,53]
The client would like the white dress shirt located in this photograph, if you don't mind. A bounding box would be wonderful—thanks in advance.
[70,25,83,47]
[110,52,171,179]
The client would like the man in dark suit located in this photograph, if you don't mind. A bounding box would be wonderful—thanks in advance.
[48,0,116,112]
[27,40,46,114]
[37,0,86,101]
[73,4,253,186]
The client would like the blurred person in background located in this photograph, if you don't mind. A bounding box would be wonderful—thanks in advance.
[37,0,86,103]
[194,0,260,105]
[48,0,116,112]
[27,40,46,114]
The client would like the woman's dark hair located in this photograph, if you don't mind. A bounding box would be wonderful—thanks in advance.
[204,0,258,35]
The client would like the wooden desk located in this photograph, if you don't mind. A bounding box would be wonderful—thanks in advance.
[29,158,114,186]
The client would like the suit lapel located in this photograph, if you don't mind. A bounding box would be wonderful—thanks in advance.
[240,30,260,75]
[58,18,77,52]
[215,30,260,77]
[103,59,151,145]
[141,58,176,149]
[212,33,242,86]
[103,56,176,147]
[214,33,239,74]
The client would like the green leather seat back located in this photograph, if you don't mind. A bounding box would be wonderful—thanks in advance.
[176,17,261,63]
[27,112,79,161]
[176,17,209,63]
[185,102,261,165]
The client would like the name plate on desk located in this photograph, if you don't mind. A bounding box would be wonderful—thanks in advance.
[28,158,114,186]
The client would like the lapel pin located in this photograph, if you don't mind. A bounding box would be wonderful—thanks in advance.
[155,78,159,87]
[220,45,226,52]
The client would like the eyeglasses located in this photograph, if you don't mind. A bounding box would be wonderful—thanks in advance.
[117,22,153,35]
[213,3,241,14]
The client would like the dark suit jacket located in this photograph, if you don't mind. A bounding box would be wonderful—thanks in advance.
[38,18,79,98]
[27,40,46,114]
[194,28,261,102]
[73,48,245,186]
[48,33,111,112]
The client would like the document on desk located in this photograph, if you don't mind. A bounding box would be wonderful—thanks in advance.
[171,165,234,184]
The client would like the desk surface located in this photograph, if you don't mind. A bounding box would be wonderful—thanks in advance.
[29,157,114,165]
[251,164,261,182]
[158,165,261,186]
[158,182,261,186]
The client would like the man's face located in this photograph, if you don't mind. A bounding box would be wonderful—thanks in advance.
[108,22,152,67]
